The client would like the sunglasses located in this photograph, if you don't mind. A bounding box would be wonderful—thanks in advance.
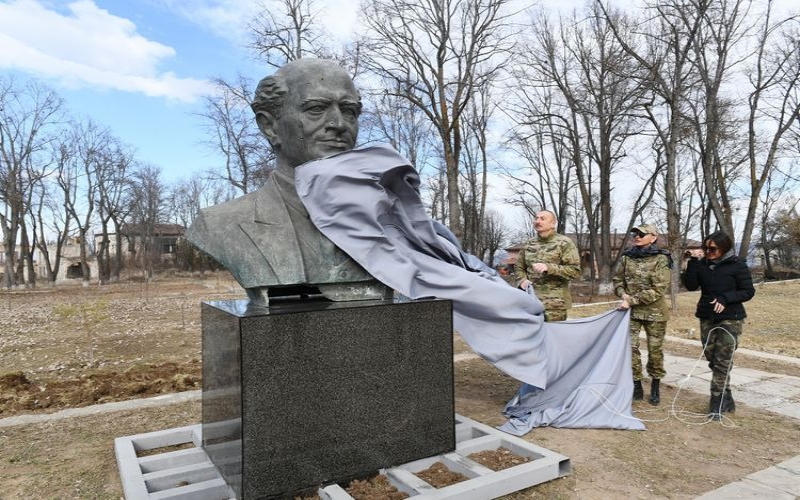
[631,231,650,238]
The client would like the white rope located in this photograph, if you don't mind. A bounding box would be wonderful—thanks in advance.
[571,324,740,428]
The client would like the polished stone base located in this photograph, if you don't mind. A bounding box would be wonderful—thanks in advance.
[201,298,454,499]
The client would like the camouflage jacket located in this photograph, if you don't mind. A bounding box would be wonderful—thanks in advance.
[515,232,581,309]
[613,251,671,322]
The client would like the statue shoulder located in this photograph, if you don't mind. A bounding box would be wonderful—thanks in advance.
[186,190,265,252]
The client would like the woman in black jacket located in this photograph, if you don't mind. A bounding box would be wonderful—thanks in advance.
[683,231,755,420]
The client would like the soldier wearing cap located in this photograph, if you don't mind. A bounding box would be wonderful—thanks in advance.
[613,223,672,405]
[515,210,581,322]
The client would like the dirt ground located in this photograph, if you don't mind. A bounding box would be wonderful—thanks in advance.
[1,275,800,499]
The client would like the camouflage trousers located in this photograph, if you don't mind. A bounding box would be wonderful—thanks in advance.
[540,294,568,322]
[700,319,742,396]
[544,308,568,322]
[629,318,666,381]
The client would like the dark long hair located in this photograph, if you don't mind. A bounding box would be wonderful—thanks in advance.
[705,230,734,254]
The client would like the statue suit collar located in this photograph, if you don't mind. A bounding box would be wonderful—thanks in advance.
[237,174,307,285]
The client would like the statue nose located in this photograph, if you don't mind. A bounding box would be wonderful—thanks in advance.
[327,116,341,128]
[325,108,345,129]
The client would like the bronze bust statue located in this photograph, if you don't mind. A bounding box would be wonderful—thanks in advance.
[186,59,391,305]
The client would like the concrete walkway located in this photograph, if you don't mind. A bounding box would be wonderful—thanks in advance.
[458,340,800,499]
[659,346,800,498]
[2,338,799,498]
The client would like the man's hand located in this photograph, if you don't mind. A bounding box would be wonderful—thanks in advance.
[533,263,548,273]
[618,293,632,310]
[711,298,726,314]
[518,278,531,290]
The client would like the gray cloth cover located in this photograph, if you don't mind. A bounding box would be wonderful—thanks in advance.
[295,144,644,432]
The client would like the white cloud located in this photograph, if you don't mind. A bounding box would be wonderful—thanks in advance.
[0,0,212,101]
[160,0,360,46]
[158,0,260,45]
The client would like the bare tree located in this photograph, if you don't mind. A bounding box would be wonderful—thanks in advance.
[758,171,798,277]
[478,208,507,266]
[127,164,165,279]
[95,139,135,283]
[360,0,518,239]
[459,82,496,255]
[166,177,208,228]
[248,0,331,67]
[197,76,272,195]
[61,120,108,286]
[0,77,64,288]
[677,0,756,240]
[502,80,575,223]
[599,0,709,303]
[738,3,800,258]
[361,82,438,174]
[423,165,449,223]
[508,5,647,285]
[31,138,74,284]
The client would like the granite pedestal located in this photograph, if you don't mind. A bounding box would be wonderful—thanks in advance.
[201,298,454,499]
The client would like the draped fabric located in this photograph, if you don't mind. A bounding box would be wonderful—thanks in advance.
[295,144,644,432]
[499,309,644,434]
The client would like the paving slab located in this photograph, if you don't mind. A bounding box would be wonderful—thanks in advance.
[726,371,765,386]
[652,345,800,499]
[748,465,800,496]
[667,377,709,394]
[695,479,796,499]
[774,375,800,388]
[733,367,777,381]
[774,455,800,474]
[759,402,800,419]
[743,380,800,398]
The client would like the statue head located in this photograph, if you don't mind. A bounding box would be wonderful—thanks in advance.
[252,59,362,170]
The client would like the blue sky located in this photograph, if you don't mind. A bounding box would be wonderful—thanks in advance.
[0,0,359,183]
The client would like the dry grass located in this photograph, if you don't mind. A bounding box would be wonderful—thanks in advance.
[570,279,800,356]
[453,279,800,364]
[0,401,201,499]
[1,276,799,498]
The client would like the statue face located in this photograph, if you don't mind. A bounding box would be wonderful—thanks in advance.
[270,68,360,168]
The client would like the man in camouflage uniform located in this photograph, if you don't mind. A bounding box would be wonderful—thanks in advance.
[515,210,580,322]
[613,223,671,405]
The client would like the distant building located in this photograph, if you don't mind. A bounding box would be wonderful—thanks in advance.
[1,224,188,285]
[95,223,186,266]
[0,237,98,283]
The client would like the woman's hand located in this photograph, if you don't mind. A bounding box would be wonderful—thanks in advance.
[711,298,725,314]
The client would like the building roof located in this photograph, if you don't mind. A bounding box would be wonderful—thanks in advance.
[120,223,185,237]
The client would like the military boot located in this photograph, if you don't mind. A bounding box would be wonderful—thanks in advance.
[649,379,660,406]
[721,389,735,413]
[633,380,644,401]
[709,394,723,421]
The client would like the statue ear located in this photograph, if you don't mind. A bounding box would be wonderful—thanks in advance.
[256,112,280,148]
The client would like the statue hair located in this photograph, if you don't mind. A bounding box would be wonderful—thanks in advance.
[250,59,362,121]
